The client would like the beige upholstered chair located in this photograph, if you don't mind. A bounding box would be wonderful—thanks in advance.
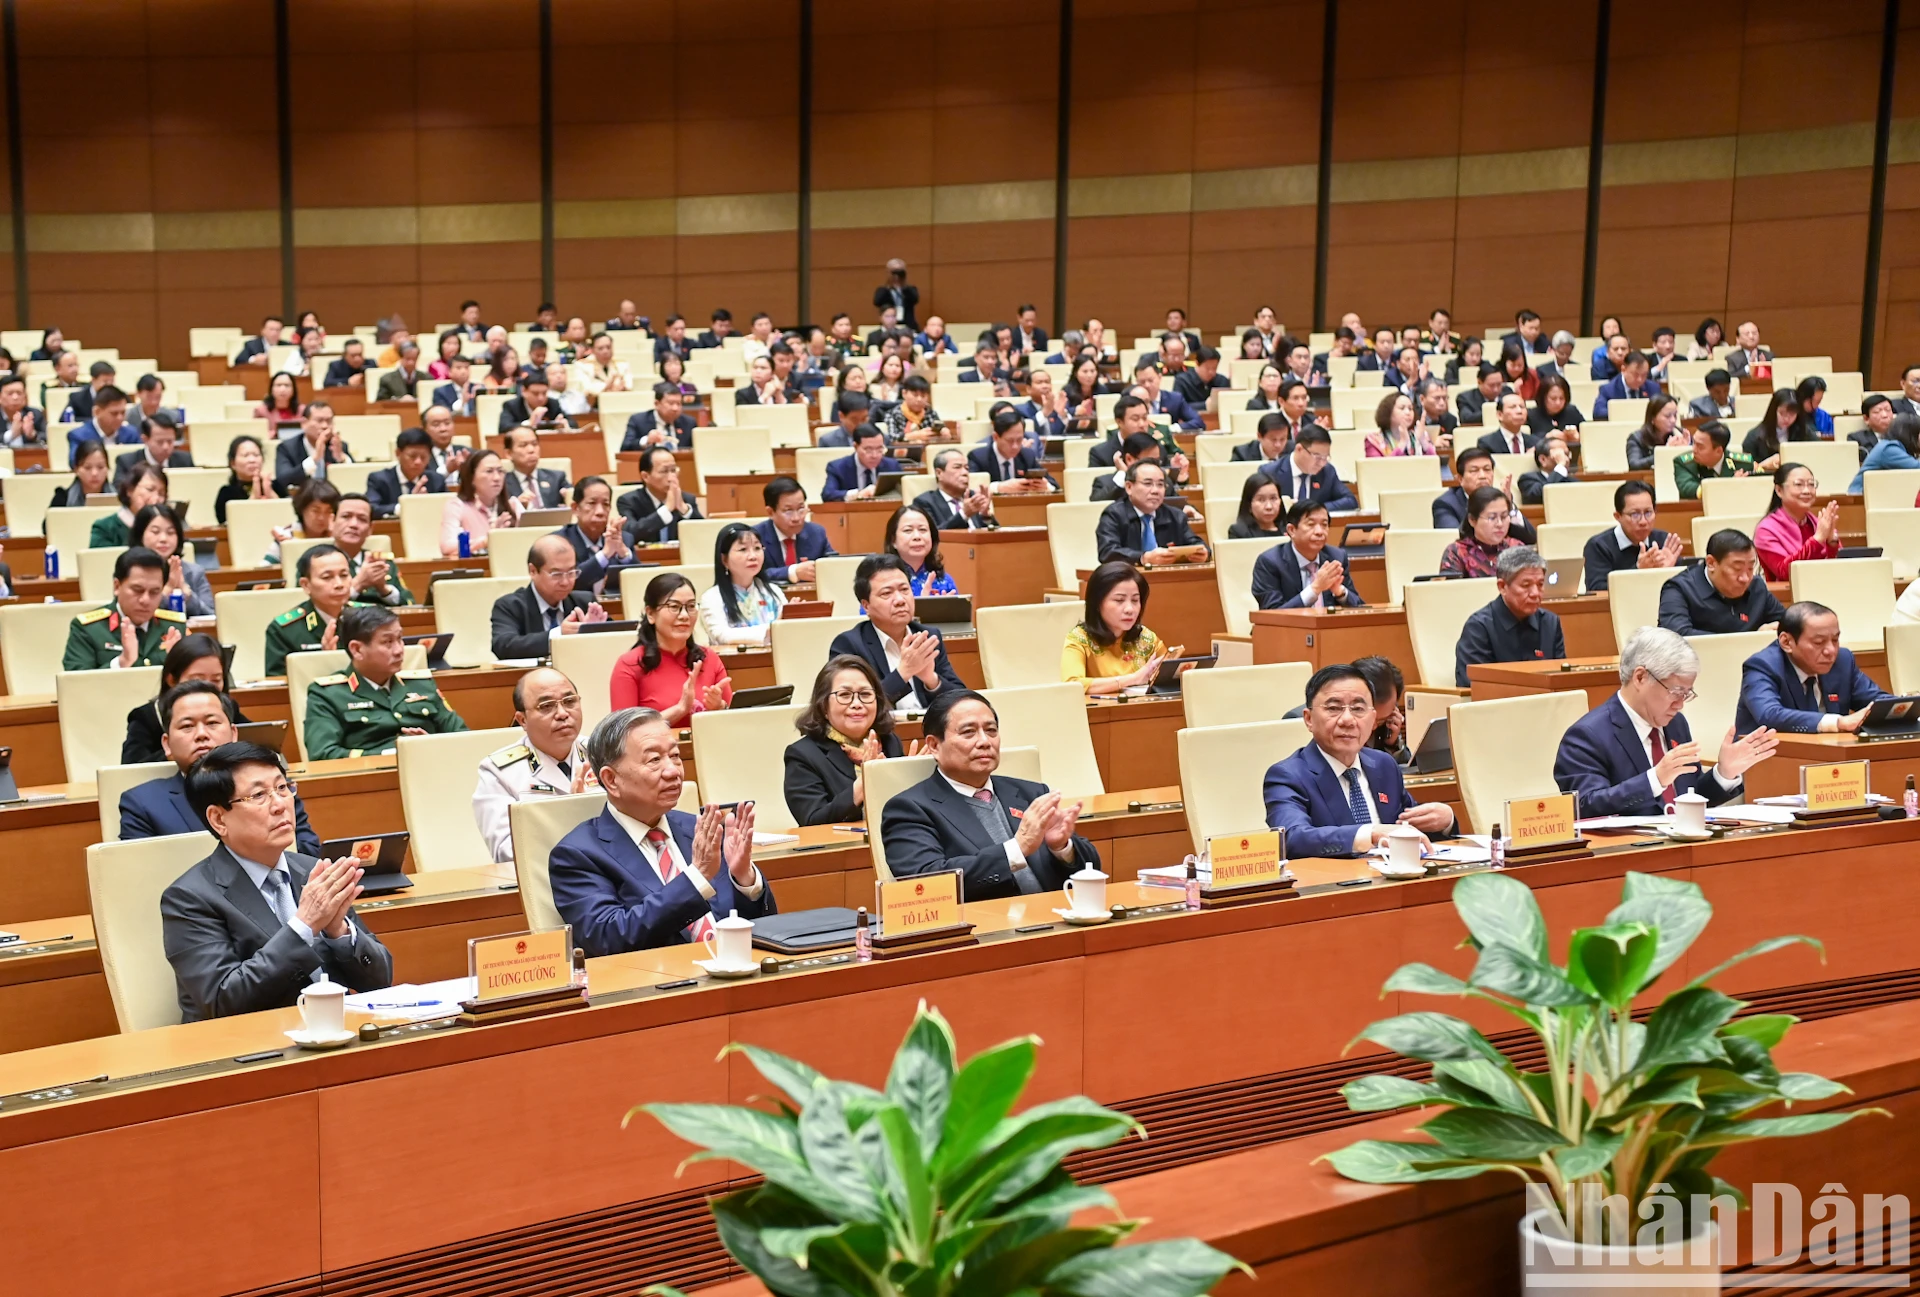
[1791,556,1893,651]
[87,831,217,1032]
[509,790,607,931]
[432,575,527,666]
[976,601,1085,688]
[1382,529,1455,605]
[1685,630,1771,762]
[862,754,938,883]
[0,600,106,695]
[771,614,863,689]
[56,666,163,783]
[1403,576,1497,687]
[214,586,308,683]
[981,682,1104,797]
[398,727,520,870]
[1181,662,1313,729]
[1606,566,1685,649]
[1449,692,1586,835]
[1177,718,1309,852]
[689,703,807,832]
[547,631,638,730]
[95,760,176,842]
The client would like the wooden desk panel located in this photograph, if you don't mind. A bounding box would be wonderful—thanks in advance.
[1079,563,1223,658]
[1745,731,1920,801]
[1252,607,1415,674]
[811,499,899,555]
[1471,651,1895,708]
[942,526,1053,608]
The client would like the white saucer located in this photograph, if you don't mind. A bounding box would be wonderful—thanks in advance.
[694,957,759,979]
[1052,907,1111,925]
[1662,826,1714,841]
[285,1027,355,1050]
[1369,862,1427,880]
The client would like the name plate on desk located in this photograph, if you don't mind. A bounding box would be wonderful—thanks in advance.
[1506,793,1579,848]
[1802,760,1870,812]
[469,927,573,1002]
[1207,830,1285,889]
[877,871,961,938]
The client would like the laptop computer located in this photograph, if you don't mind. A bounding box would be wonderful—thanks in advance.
[1541,558,1585,595]
[1837,546,1884,561]
[1409,717,1453,774]
[518,508,572,528]
[1147,653,1217,695]
[319,830,413,895]
[1856,695,1920,740]
[914,594,974,636]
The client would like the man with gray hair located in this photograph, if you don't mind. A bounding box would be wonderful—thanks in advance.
[1045,328,1085,365]
[1454,545,1568,687]
[1539,330,1578,380]
[547,707,777,957]
[1553,627,1779,817]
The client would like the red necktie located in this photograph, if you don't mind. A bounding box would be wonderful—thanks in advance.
[1649,730,1676,809]
[647,827,716,942]
[1511,434,1522,454]
[784,537,798,567]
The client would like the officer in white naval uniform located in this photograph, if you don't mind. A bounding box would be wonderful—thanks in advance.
[472,666,591,862]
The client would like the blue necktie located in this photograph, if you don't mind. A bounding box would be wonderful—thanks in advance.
[1343,768,1370,826]
[1141,514,1157,553]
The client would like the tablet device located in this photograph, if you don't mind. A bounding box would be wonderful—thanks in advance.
[1857,695,1920,740]
[576,619,640,635]
[731,685,796,710]
[0,747,20,804]
[913,595,974,631]
[1409,717,1453,774]
[1837,546,1884,560]
[402,632,454,669]
[517,508,571,528]
[1148,653,1217,695]
[318,830,413,895]
[234,720,289,755]
[1340,523,1389,550]
[874,471,909,498]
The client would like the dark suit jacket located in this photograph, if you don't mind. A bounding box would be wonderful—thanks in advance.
[621,410,698,450]
[122,695,248,764]
[1263,742,1445,859]
[828,619,965,706]
[1013,400,1066,440]
[160,844,392,1022]
[880,771,1100,901]
[822,454,906,502]
[1582,527,1673,592]
[1258,458,1358,512]
[872,283,920,329]
[121,769,320,856]
[1553,694,1741,818]
[783,731,904,827]
[752,518,836,583]
[1517,467,1575,505]
[374,367,420,401]
[115,448,194,474]
[1230,440,1282,463]
[498,395,573,433]
[233,337,268,366]
[273,434,349,495]
[365,465,447,518]
[322,359,367,388]
[1251,541,1364,611]
[1152,390,1204,430]
[912,487,992,531]
[1736,641,1884,734]
[504,466,569,509]
[966,444,1055,488]
[1094,499,1203,564]
[431,381,475,415]
[618,487,703,543]
[1476,428,1539,456]
[1432,487,1539,544]
[549,807,777,957]
[489,584,596,660]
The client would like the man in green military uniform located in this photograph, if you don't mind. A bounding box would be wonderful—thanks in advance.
[304,605,467,760]
[62,546,186,670]
[332,492,413,606]
[264,544,381,677]
[1673,420,1753,501]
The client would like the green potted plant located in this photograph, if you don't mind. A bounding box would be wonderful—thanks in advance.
[635,1002,1249,1296]
[1321,870,1886,1292]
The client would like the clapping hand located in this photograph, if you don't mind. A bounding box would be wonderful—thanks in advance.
[1045,798,1083,856]
[1013,791,1059,858]
[320,618,338,651]
[294,858,364,939]
[1716,726,1778,779]
[898,629,941,686]
[1637,534,1685,569]
[117,617,141,668]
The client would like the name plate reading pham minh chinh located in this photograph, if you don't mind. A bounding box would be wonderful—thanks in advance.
[872,870,975,958]
[459,927,586,1027]
[1802,760,1870,812]
[1206,830,1284,889]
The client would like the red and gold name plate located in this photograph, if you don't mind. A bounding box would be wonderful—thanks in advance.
[878,870,962,938]
[1207,830,1285,889]
[468,927,573,1002]
[1802,760,1870,811]
[1506,792,1579,847]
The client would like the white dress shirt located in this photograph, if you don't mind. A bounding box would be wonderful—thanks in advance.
[877,625,928,712]
[606,803,764,901]
[1788,664,1843,733]
[235,851,356,968]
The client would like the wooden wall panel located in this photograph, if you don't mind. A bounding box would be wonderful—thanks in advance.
[1870,20,1920,388]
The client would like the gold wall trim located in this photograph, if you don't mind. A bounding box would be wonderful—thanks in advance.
[1191,165,1317,211]
[676,192,798,236]
[1602,135,1736,187]
[1735,123,1874,177]
[554,198,677,240]
[154,209,280,251]
[294,205,418,248]
[1329,156,1459,204]
[812,186,934,230]
[1457,147,1589,198]
[25,212,155,254]
[932,180,1054,225]
[1892,116,1920,167]
[417,203,540,245]
[1068,172,1192,218]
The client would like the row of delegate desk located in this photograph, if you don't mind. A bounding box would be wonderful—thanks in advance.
[1,815,1916,1293]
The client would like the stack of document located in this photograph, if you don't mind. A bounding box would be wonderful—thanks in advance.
[345,976,475,1020]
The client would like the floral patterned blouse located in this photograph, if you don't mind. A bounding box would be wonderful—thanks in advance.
[1061,623,1164,687]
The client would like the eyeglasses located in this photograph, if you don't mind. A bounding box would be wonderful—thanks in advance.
[1651,674,1698,703]
[1621,509,1657,523]
[531,693,582,717]
[830,689,878,706]
[658,600,699,615]
[1316,703,1375,719]
[1479,512,1512,525]
[230,781,298,810]
[539,567,580,581]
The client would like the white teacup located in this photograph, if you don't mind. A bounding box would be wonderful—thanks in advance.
[298,978,346,1036]
[701,909,755,969]
[1673,792,1709,835]
[1384,823,1426,874]
[1062,867,1109,916]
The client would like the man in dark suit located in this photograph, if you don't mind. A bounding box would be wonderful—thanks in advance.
[365,427,445,519]
[694,309,732,349]
[1455,363,1507,425]
[617,447,702,544]
[374,341,423,401]
[550,708,777,957]
[822,425,906,502]
[1013,303,1048,356]
[1259,425,1357,511]
[622,382,698,450]
[1721,321,1772,379]
[1500,310,1549,356]
[497,373,575,434]
[1456,545,1567,687]
[1089,432,1167,503]
[1475,392,1538,457]
[160,741,392,1022]
[1581,480,1682,592]
[121,681,322,854]
[1736,601,1886,734]
[232,316,283,366]
[500,426,570,510]
[0,371,46,446]
[561,477,633,594]
[873,259,919,330]
[1263,664,1455,858]
[115,410,193,474]
[1251,500,1364,611]
[489,533,608,659]
[960,339,1015,393]
[880,689,1100,901]
[322,339,370,389]
[1593,350,1662,420]
[829,556,965,711]
[1087,394,1156,469]
[1133,357,1203,430]
[1657,528,1785,637]
[1554,627,1778,818]
[753,476,837,583]
[1230,411,1291,464]
[1433,448,1539,545]
[652,314,694,367]
[1014,368,1067,442]
[914,449,996,531]
[1174,344,1231,408]
[967,411,1056,490]
[1516,434,1575,505]
[1095,460,1205,565]
[273,401,351,495]
[431,356,476,416]
[1891,365,1920,419]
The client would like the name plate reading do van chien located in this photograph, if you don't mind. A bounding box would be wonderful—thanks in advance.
[1802,761,1870,812]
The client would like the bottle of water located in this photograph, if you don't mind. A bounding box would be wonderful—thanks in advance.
[42,548,56,579]
[166,591,185,615]
[457,530,471,559]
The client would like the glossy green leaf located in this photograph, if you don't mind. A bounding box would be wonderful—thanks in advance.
[1609,874,1712,985]
[949,1226,1123,1297]
[1565,921,1658,1009]
[720,1042,828,1112]
[1470,943,1595,1007]
[1619,1073,1704,1114]
[1690,1109,1888,1148]
[946,1098,1141,1225]
[1347,1011,1508,1065]
[887,1004,957,1163]
[1341,1073,1438,1111]
[795,1083,886,1224]
[1687,935,1825,989]
[1382,962,1471,996]
[933,1036,1039,1188]
[1777,1072,1850,1102]
[706,1188,845,1297]
[1315,1139,1500,1183]
[636,1102,842,1205]
[1452,871,1549,960]
[1637,987,1741,1073]
[871,1102,935,1258]
[1043,1238,1252,1296]
[1420,1107,1570,1161]
[1432,1059,1535,1115]
[1720,1014,1796,1049]
[1554,1127,1625,1180]
[760,1224,856,1265]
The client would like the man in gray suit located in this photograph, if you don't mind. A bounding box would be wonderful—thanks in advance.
[161,741,391,1021]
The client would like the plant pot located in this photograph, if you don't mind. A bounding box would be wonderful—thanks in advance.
[1520,1207,1719,1295]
